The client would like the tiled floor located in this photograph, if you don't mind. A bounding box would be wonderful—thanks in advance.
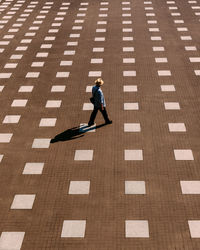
[0,0,200,249]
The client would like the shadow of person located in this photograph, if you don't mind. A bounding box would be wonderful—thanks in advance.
[50,123,107,143]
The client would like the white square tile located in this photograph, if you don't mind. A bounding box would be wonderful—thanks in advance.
[67,42,78,46]
[174,149,194,160]
[158,70,171,76]
[4,63,17,68]
[90,58,103,64]
[32,138,51,148]
[122,21,132,24]
[0,155,3,163]
[23,162,44,174]
[56,72,70,78]
[36,52,48,57]
[18,86,33,92]
[11,194,35,209]
[188,221,200,238]
[64,50,75,55]
[177,27,188,31]
[122,28,133,32]
[45,100,61,108]
[79,123,96,132]
[125,181,146,194]
[155,58,168,63]
[151,36,162,40]
[26,72,40,78]
[0,133,12,143]
[168,123,186,132]
[69,181,90,194]
[181,181,200,194]
[180,36,192,40]
[16,46,28,51]
[31,62,44,67]
[51,85,66,92]
[174,19,184,23]
[124,103,139,110]
[96,28,106,33]
[122,36,133,41]
[0,232,25,250]
[149,28,159,32]
[93,47,104,52]
[83,103,93,110]
[74,150,93,161]
[69,34,80,38]
[125,220,149,238]
[44,36,55,41]
[123,58,135,63]
[60,61,73,66]
[185,46,197,51]
[88,71,102,77]
[94,37,105,41]
[41,44,52,49]
[189,57,200,62]
[0,86,4,92]
[164,102,180,110]
[86,86,92,92]
[61,220,86,237]
[0,73,12,78]
[123,47,134,52]
[123,71,136,77]
[161,85,175,92]
[20,39,32,43]
[124,150,143,160]
[195,70,200,76]
[11,99,27,107]
[39,118,56,127]
[3,115,21,123]
[10,54,23,59]
[124,123,141,132]
[123,85,137,92]
[148,20,157,24]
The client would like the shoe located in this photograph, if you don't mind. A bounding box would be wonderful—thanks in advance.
[88,122,94,126]
[105,120,112,124]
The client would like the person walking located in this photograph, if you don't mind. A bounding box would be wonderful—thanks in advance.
[88,78,112,126]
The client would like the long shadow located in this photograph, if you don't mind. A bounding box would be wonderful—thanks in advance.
[50,123,107,143]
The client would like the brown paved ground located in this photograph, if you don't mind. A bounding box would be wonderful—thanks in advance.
[0,0,200,249]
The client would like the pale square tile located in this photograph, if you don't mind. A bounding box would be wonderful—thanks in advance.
[86,86,92,92]
[188,221,200,238]
[149,28,159,32]
[51,85,66,92]
[0,41,10,45]
[88,71,102,77]
[25,32,36,36]
[94,37,105,41]
[18,86,33,92]
[69,34,80,38]
[123,47,134,52]
[0,155,3,163]
[4,35,14,39]
[39,118,56,127]
[41,44,52,49]
[61,220,86,237]
[177,27,188,31]
[0,232,25,250]
[44,36,55,41]
[124,103,139,110]
[23,162,44,174]
[0,86,4,92]
[123,58,135,63]
[190,57,200,62]
[20,39,32,43]
[161,85,175,92]
[26,72,40,78]
[31,62,44,67]
[11,194,35,209]
[125,150,143,160]
[3,115,21,123]
[123,37,133,41]
[67,42,78,46]
[148,20,157,24]
[83,103,93,110]
[96,28,106,33]
[74,150,93,161]
[56,72,70,78]
[158,70,171,76]
[97,21,107,24]
[123,71,136,77]
[75,20,84,23]
[79,123,96,132]
[11,99,27,107]
[181,181,200,194]
[36,52,48,57]
[195,70,200,76]
[171,12,181,16]
[168,123,186,132]
[123,85,137,92]
[10,54,23,59]
[16,46,28,51]
[185,46,197,51]
[93,47,104,52]
[155,58,168,63]
[151,36,162,40]
[69,181,90,194]
[91,58,103,64]
[60,61,73,66]
[122,21,132,24]
[0,133,12,143]
[124,123,141,132]
[174,149,194,160]
[125,181,146,194]
[46,100,61,108]
[123,28,133,32]
[0,73,12,78]
[4,63,17,68]
[32,138,51,148]
[0,49,5,53]
[64,50,75,55]
[164,102,180,110]
[180,36,192,40]
[126,220,149,238]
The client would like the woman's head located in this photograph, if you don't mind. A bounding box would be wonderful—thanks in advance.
[95,78,104,86]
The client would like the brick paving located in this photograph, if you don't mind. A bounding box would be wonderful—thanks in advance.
[0,0,200,249]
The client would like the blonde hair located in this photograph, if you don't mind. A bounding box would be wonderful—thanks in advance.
[95,78,104,86]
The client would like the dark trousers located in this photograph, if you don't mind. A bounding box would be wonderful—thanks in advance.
[89,107,110,124]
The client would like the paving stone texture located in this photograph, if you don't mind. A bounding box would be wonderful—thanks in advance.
[0,0,200,249]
